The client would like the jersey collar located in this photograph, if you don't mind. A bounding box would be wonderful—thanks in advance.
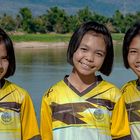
[64,75,103,96]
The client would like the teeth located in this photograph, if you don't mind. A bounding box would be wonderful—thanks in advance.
[136,67,140,70]
[135,65,140,71]
[81,62,91,69]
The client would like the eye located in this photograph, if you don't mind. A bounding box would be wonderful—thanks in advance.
[81,47,87,51]
[1,56,8,61]
[96,51,104,57]
[129,49,137,54]
[79,46,88,51]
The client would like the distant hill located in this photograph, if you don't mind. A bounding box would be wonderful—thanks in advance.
[0,0,140,17]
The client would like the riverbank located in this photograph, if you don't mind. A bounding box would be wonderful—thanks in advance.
[13,41,68,49]
[13,40,121,49]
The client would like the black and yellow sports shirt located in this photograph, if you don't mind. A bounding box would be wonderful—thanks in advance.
[41,75,131,140]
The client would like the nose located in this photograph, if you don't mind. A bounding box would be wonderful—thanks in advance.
[136,52,140,62]
[85,52,94,62]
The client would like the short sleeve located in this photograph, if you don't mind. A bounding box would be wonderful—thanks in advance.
[21,92,40,140]
[111,94,131,139]
[40,90,53,140]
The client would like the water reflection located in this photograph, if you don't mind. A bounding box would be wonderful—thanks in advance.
[16,48,67,65]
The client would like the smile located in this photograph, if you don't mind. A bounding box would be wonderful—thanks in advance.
[80,62,93,69]
[135,65,140,72]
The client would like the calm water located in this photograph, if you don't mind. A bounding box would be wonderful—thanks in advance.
[8,46,136,122]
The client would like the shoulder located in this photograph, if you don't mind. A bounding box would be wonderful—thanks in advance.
[121,80,136,91]
[100,80,120,91]
[5,80,30,97]
[97,75,120,91]
[43,80,65,98]
[99,80,122,102]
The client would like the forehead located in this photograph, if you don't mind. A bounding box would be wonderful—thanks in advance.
[81,31,105,42]
[80,32,106,52]
[84,31,104,38]
[0,42,7,55]
[129,35,140,48]
[81,31,105,45]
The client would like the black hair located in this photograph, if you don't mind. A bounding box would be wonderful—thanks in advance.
[0,28,16,78]
[67,21,113,76]
[123,22,140,68]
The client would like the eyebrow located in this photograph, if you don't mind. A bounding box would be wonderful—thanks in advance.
[129,47,138,50]
[79,44,88,47]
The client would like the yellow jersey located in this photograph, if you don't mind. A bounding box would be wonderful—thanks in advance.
[41,75,130,140]
[0,80,40,140]
[121,80,140,140]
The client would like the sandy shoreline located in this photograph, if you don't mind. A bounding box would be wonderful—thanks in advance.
[13,41,68,49]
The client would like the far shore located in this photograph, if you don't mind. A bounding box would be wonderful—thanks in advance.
[13,40,120,50]
[13,41,68,49]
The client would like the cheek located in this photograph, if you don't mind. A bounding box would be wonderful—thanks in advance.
[127,55,134,65]
[99,59,105,67]
[73,51,82,60]
[3,61,9,70]
[97,56,105,64]
[94,57,105,69]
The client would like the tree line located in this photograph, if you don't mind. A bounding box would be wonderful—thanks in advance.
[0,6,140,34]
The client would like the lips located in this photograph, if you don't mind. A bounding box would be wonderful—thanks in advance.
[80,62,93,69]
[135,66,140,72]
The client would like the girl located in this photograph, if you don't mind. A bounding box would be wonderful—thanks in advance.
[40,21,131,140]
[121,22,140,140]
[0,28,41,139]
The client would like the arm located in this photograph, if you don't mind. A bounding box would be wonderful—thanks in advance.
[111,93,131,140]
[40,94,53,140]
[21,93,41,140]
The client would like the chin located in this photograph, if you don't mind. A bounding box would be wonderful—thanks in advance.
[78,71,94,77]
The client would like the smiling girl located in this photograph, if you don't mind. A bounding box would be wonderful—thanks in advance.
[40,21,131,140]
[121,22,140,140]
[0,28,41,140]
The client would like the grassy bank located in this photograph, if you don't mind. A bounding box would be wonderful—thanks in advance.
[112,33,124,41]
[10,33,71,42]
[10,33,124,42]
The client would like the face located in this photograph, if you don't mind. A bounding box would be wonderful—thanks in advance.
[128,35,140,79]
[0,43,9,80]
[72,32,106,77]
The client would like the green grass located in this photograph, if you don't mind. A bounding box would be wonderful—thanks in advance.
[10,33,124,43]
[10,33,71,42]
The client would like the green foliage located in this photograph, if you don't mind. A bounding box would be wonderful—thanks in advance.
[0,6,139,34]
[44,6,69,33]
[0,14,16,31]
[19,7,33,32]
[76,6,94,25]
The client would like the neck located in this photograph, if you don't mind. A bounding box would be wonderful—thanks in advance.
[68,69,97,92]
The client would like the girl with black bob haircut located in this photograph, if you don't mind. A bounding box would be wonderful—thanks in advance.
[40,21,131,140]
[0,28,41,140]
[0,28,15,78]
[121,22,140,140]
[67,21,113,76]
[123,22,140,68]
